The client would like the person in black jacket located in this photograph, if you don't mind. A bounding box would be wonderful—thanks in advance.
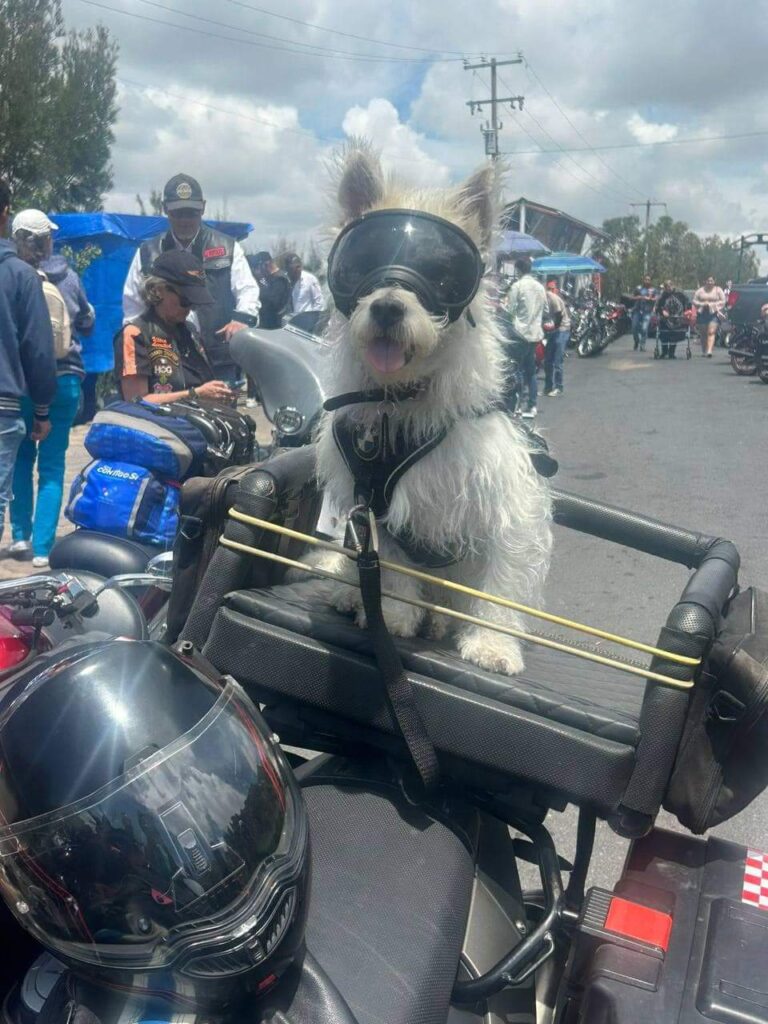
[0,181,57,545]
[247,251,291,329]
[655,280,689,359]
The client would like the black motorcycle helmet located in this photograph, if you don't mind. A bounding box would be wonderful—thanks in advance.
[0,640,309,1015]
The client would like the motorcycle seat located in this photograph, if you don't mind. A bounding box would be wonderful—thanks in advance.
[299,768,477,1024]
[203,579,644,813]
[49,530,163,578]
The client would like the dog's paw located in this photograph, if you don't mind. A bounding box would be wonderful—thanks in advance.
[424,612,451,642]
[458,630,525,676]
[381,596,424,638]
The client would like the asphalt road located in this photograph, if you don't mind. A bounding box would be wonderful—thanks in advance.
[529,332,767,888]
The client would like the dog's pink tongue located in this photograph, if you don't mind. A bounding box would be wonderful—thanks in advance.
[367,337,406,374]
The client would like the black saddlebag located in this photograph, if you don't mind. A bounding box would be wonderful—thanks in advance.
[664,586,768,833]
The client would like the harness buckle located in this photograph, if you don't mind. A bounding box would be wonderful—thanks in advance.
[344,504,379,558]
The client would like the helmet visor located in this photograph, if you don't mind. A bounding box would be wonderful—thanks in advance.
[327,210,484,318]
[0,681,303,970]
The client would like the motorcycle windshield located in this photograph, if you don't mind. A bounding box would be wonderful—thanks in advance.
[0,681,300,970]
[328,209,483,316]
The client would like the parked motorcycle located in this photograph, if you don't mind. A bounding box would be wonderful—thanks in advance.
[0,556,173,674]
[1,447,767,1023]
[575,300,618,357]
[230,320,329,450]
[727,321,761,375]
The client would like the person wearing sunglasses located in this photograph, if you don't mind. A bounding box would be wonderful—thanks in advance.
[115,250,235,406]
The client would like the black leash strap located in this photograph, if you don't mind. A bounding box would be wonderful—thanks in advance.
[347,509,439,793]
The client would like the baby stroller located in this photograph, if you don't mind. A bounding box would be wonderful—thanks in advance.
[652,294,695,360]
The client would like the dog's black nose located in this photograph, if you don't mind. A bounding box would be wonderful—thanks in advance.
[370,298,406,329]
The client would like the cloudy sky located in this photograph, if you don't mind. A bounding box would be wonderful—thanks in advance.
[61,0,768,252]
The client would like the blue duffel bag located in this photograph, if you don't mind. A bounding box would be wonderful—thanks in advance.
[65,460,179,546]
[84,400,208,480]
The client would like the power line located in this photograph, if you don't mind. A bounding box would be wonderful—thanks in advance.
[131,0,461,62]
[498,100,628,208]
[522,58,646,200]
[223,0,485,57]
[496,70,635,204]
[77,0,464,63]
[498,128,768,154]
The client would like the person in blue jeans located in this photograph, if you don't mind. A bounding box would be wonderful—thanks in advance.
[9,210,93,567]
[0,187,57,546]
[543,280,571,396]
[631,275,657,352]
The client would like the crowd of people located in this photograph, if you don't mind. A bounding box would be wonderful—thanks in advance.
[0,164,743,564]
[630,274,727,358]
[0,171,327,567]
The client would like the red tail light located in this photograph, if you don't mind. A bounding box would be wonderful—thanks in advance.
[0,635,30,670]
[727,289,740,308]
[0,613,30,670]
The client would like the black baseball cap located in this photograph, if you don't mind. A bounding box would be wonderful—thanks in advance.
[163,173,205,212]
[151,250,214,305]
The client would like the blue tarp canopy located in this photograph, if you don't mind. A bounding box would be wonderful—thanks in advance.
[497,230,550,257]
[51,213,253,372]
[531,252,606,276]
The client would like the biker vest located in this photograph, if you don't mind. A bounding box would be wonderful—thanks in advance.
[139,227,236,366]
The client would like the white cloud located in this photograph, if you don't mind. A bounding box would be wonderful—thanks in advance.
[342,98,450,187]
[55,0,768,248]
[627,114,678,145]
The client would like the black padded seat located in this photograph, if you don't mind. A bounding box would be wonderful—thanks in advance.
[301,779,475,1024]
[49,530,161,578]
[203,581,646,811]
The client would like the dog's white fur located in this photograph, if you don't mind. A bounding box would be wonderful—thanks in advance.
[313,147,552,674]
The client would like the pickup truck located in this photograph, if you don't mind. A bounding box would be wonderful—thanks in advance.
[726,279,768,324]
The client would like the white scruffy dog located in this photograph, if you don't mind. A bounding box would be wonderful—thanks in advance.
[313,147,552,675]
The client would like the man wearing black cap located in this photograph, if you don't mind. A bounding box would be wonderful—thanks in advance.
[122,173,260,380]
[246,252,291,330]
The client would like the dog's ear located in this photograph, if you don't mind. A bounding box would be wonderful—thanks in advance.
[336,141,385,222]
[458,164,498,249]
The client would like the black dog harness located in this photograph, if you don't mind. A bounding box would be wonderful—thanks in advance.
[324,387,557,568]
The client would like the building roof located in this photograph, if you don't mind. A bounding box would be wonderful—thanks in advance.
[504,197,609,241]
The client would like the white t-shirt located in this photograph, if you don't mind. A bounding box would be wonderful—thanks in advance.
[291,271,324,314]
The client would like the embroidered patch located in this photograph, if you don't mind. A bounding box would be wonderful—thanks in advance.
[176,181,193,200]
[203,246,227,259]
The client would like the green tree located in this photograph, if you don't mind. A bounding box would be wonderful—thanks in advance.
[600,214,759,297]
[0,0,118,211]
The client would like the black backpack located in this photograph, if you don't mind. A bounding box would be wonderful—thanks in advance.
[665,586,768,833]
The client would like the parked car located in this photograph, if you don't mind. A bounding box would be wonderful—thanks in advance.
[724,279,768,325]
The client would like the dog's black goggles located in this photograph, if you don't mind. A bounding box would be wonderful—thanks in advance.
[327,209,484,323]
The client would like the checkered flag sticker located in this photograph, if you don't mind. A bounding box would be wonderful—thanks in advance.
[742,850,768,910]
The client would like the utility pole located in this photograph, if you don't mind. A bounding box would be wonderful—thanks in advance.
[630,199,667,277]
[464,56,524,160]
